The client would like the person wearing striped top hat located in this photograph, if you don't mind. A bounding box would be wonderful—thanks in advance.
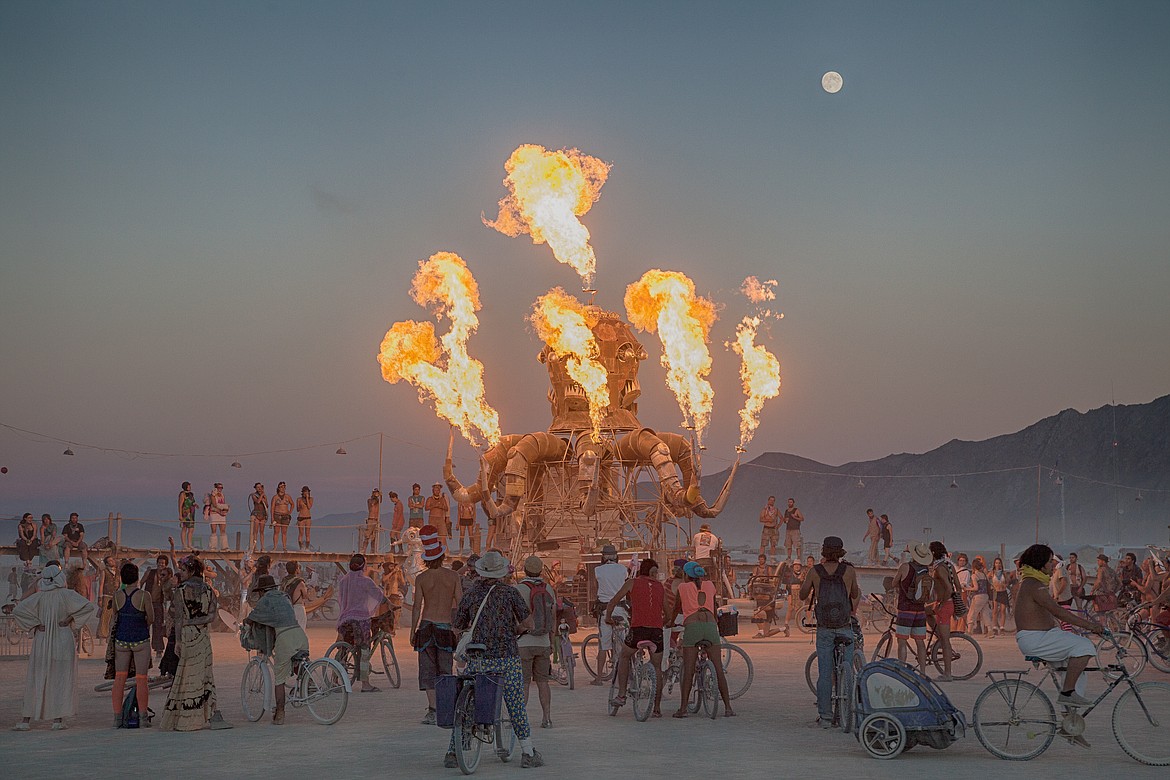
[410,525,462,725]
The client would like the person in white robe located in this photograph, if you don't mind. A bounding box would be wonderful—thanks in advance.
[11,562,97,730]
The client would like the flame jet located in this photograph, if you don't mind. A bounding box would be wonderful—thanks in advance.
[624,269,718,445]
[377,252,501,447]
[483,144,611,288]
[729,316,781,448]
[530,288,611,441]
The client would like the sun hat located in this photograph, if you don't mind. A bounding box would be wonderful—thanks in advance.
[475,550,510,579]
[420,525,445,561]
[907,542,932,566]
[253,574,278,592]
[523,556,544,577]
[683,561,706,578]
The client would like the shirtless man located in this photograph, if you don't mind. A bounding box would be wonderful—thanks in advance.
[295,486,313,551]
[388,491,405,553]
[455,498,479,555]
[380,560,406,633]
[1014,543,1104,747]
[270,482,294,552]
[862,508,880,565]
[758,496,780,560]
[248,483,268,552]
[425,483,450,545]
[410,525,462,725]
[364,489,382,555]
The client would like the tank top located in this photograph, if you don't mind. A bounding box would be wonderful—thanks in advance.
[678,580,716,619]
[629,576,665,628]
[114,587,150,643]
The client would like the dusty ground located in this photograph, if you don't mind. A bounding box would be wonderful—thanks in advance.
[1,619,1166,780]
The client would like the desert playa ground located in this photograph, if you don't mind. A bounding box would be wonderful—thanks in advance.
[0,622,1166,780]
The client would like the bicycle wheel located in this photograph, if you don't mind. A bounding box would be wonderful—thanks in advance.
[839,656,856,735]
[563,636,575,690]
[301,658,349,725]
[495,713,517,762]
[933,632,983,680]
[631,657,656,722]
[78,625,94,656]
[241,657,271,722]
[1097,631,1148,679]
[699,659,719,719]
[805,648,863,695]
[378,637,402,689]
[720,642,754,700]
[324,641,356,682]
[319,598,339,622]
[870,631,893,662]
[1147,631,1170,674]
[1112,681,1170,765]
[796,604,815,634]
[454,684,482,775]
[972,678,1056,760]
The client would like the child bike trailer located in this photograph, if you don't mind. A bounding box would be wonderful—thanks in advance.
[854,659,966,759]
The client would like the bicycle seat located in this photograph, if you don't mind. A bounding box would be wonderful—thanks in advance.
[834,635,854,646]
[1024,656,1046,663]
[636,640,657,652]
[695,639,713,650]
[464,642,487,653]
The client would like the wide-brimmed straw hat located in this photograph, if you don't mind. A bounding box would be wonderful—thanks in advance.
[475,550,510,579]
[906,542,932,566]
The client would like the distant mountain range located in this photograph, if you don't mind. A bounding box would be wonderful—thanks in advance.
[697,395,1170,551]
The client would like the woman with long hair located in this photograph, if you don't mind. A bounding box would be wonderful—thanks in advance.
[160,556,230,731]
[968,556,992,636]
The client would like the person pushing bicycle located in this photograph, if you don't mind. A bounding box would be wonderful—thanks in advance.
[606,558,668,717]
[243,574,310,725]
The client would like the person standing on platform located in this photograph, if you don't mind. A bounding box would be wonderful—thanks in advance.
[388,491,405,553]
[11,563,98,731]
[178,482,197,550]
[782,498,805,561]
[456,498,479,555]
[863,508,881,566]
[248,483,267,553]
[364,488,382,554]
[269,482,294,553]
[408,483,425,529]
[758,496,780,561]
[208,483,229,552]
[295,485,313,551]
[425,483,450,545]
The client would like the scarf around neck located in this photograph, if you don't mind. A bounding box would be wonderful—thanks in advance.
[1020,565,1050,586]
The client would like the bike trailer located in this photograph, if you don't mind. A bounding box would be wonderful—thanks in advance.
[854,659,966,759]
[435,673,506,728]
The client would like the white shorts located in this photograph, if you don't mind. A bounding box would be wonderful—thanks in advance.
[1016,628,1095,695]
[599,604,629,648]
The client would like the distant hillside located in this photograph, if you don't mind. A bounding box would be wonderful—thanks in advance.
[697,396,1170,550]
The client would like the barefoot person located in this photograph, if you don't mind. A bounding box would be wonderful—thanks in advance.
[11,563,98,731]
[178,482,197,550]
[410,526,461,724]
[1014,543,1105,748]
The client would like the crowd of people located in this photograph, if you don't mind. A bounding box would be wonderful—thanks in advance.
[7,498,1170,766]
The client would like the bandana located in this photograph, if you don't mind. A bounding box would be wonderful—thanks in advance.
[1020,564,1050,586]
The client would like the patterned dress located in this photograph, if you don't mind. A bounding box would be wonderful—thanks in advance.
[160,577,217,731]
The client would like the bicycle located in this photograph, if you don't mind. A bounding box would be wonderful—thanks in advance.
[804,616,865,696]
[325,609,401,688]
[608,637,659,721]
[867,593,984,680]
[662,631,753,703]
[1108,602,1170,675]
[580,605,629,682]
[449,644,517,775]
[972,632,1170,765]
[240,647,351,725]
[549,619,575,689]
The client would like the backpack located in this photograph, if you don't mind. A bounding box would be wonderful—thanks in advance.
[813,563,852,628]
[522,579,556,636]
[903,562,934,605]
[121,688,139,729]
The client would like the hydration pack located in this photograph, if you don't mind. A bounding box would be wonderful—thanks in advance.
[814,563,852,628]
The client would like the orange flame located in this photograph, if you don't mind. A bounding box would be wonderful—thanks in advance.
[729,315,781,448]
[530,288,611,440]
[483,144,611,288]
[624,269,717,443]
[377,252,501,446]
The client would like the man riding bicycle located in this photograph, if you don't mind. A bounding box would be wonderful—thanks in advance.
[591,544,628,686]
[606,558,667,717]
[243,574,310,725]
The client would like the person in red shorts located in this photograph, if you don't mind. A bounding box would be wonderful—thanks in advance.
[928,541,958,681]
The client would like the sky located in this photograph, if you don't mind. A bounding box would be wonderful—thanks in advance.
[2,1,1168,524]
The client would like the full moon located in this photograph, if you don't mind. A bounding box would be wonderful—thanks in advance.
[821,71,843,93]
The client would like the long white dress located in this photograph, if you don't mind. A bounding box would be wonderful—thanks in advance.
[13,585,98,720]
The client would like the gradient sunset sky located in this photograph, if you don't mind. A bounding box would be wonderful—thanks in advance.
[2,1,1168,521]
